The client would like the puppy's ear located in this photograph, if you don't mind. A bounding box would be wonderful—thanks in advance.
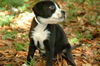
[32,6,36,15]
[32,6,36,12]
[32,5,39,16]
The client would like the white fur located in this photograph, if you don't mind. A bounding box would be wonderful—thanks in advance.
[22,64,28,66]
[37,3,64,24]
[31,20,50,53]
[52,3,62,19]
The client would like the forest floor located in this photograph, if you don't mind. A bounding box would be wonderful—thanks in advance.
[0,11,100,66]
[0,0,100,66]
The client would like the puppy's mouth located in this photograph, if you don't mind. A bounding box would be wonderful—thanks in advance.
[52,17,65,23]
[59,15,65,19]
[54,15,65,21]
[53,13,65,22]
[36,14,65,24]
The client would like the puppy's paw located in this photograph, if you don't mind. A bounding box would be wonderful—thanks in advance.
[22,64,28,66]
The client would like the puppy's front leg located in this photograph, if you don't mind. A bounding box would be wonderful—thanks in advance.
[26,38,37,65]
[46,28,56,66]
[46,43,55,66]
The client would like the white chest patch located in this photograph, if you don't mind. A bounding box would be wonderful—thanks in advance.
[31,23,50,53]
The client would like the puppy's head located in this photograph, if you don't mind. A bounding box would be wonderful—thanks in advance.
[33,0,65,24]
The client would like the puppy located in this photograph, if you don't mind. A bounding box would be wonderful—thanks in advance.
[23,0,76,66]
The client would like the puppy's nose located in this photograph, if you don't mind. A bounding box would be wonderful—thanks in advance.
[61,11,65,15]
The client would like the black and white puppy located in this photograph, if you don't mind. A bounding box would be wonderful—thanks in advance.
[23,0,76,66]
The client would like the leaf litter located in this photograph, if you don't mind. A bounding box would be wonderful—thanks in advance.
[0,0,100,66]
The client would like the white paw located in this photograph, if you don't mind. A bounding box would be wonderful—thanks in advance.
[22,64,28,66]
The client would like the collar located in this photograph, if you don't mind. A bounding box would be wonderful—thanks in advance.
[35,17,41,24]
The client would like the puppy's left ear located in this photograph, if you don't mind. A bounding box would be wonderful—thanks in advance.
[32,5,39,16]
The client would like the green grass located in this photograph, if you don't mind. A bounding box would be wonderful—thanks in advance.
[15,43,26,51]
[85,31,93,40]
[5,64,12,66]
[64,0,99,25]
[14,42,29,51]
[0,0,28,8]
[69,38,79,44]
[24,58,35,66]
[1,30,17,40]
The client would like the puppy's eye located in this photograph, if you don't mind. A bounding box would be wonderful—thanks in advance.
[49,5,55,10]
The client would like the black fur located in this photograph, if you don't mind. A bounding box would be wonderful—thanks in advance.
[26,1,76,66]
[33,1,56,18]
[26,19,76,66]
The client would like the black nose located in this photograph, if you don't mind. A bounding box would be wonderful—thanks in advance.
[61,11,65,15]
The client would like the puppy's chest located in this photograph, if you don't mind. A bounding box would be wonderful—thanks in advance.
[31,24,50,48]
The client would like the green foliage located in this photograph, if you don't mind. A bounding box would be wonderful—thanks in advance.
[7,0,24,7]
[96,43,100,46]
[15,43,26,51]
[0,14,14,27]
[1,30,17,40]
[0,0,30,12]
[84,14,99,25]
[85,31,93,40]
[25,58,35,66]
[64,0,99,42]
[15,42,29,51]
[20,33,28,39]
[63,0,94,5]
[0,0,28,8]
[87,43,93,48]
[0,7,6,10]
[65,1,84,21]
[86,0,93,5]
[64,0,99,25]
[17,4,30,12]
[64,0,84,4]
[75,31,82,39]
[69,31,82,44]
[5,64,12,66]
[69,38,79,44]
[30,59,35,66]
[66,3,76,20]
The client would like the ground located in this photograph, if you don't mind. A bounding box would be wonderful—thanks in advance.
[0,0,100,66]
